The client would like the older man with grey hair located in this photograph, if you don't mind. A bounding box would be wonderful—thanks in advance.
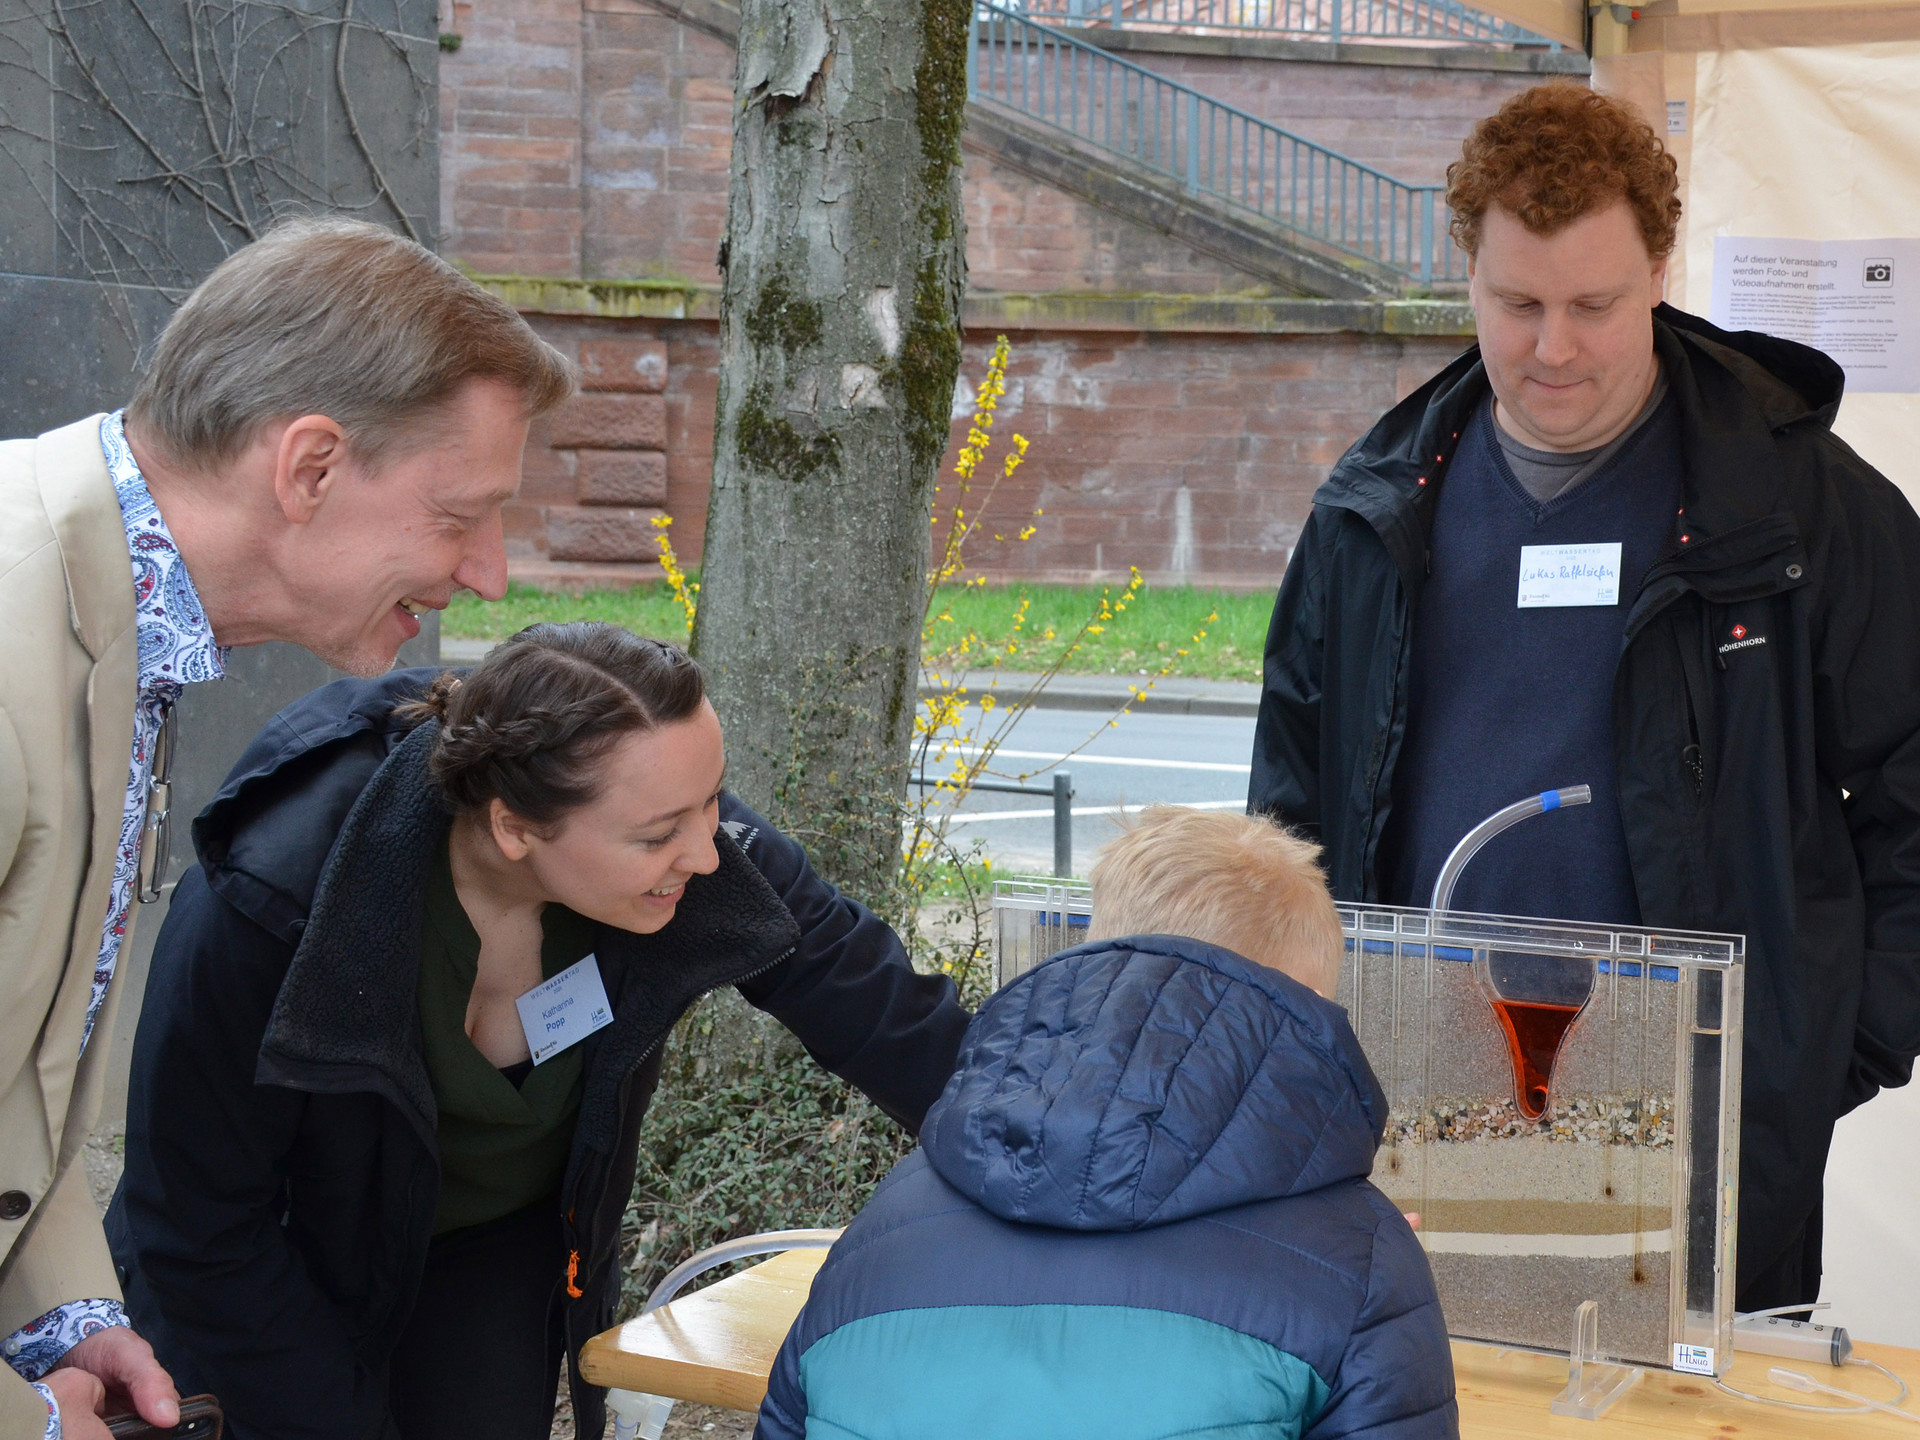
[0,218,573,1440]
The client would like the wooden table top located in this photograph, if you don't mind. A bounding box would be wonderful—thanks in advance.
[579,1248,1920,1435]
[579,1248,834,1413]
[1451,1339,1920,1438]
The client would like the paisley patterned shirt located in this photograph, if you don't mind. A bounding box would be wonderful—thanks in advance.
[2,413,227,1439]
[90,410,228,1049]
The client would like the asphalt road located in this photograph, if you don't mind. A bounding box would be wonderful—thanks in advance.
[918,704,1257,876]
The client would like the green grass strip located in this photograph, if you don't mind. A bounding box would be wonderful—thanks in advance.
[444,580,1273,682]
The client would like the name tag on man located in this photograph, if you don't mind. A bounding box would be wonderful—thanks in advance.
[515,955,615,1065]
[1517,542,1623,608]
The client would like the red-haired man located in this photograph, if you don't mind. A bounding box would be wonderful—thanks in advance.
[1250,82,1920,1316]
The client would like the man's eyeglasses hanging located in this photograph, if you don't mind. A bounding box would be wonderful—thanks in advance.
[137,708,176,904]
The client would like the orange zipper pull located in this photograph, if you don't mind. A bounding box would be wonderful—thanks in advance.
[566,1249,583,1298]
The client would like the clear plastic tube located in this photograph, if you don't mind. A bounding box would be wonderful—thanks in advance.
[643,1228,840,1313]
[1430,787,1592,913]
[1713,1356,1912,1417]
[1767,1362,1920,1423]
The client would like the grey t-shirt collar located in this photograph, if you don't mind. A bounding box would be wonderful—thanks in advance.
[1492,363,1671,504]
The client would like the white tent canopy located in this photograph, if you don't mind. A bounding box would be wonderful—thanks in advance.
[1584,4,1920,1350]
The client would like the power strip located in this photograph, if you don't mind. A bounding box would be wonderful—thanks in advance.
[1733,1313,1853,1367]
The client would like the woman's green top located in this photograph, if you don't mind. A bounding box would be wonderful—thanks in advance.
[417,839,599,1236]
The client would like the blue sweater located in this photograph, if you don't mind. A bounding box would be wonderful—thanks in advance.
[756,937,1457,1440]
[1387,394,1684,922]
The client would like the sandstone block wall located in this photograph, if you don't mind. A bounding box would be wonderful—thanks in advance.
[507,307,1464,587]
[506,321,719,581]
[438,0,1515,586]
[965,148,1273,294]
[440,1,1550,295]
[580,3,735,285]
[1104,48,1564,186]
[440,0,736,284]
[439,0,584,276]
[940,325,1464,587]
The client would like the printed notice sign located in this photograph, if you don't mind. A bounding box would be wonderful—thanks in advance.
[1517,543,1622,608]
[1710,237,1920,394]
[515,955,614,1065]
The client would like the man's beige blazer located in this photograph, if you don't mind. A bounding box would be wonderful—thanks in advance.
[0,415,138,1433]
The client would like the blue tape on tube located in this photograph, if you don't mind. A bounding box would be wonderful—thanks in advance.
[1540,790,1561,811]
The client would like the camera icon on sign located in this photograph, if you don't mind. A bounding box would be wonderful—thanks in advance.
[1864,258,1894,287]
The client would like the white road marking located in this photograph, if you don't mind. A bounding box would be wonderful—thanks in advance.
[941,799,1246,825]
[929,745,1250,775]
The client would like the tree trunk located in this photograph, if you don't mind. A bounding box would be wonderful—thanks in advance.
[695,0,969,902]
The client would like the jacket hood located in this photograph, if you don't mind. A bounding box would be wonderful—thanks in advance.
[1658,303,1843,429]
[919,936,1386,1232]
[192,667,437,944]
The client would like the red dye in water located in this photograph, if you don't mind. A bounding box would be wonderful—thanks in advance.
[1489,999,1584,1120]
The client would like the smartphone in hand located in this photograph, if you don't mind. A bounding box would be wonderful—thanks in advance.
[105,1396,223,1440]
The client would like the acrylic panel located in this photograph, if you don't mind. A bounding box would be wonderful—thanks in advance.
[990,881,1745,1376]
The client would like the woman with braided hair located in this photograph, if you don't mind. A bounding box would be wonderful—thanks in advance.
[103,622,970,1440]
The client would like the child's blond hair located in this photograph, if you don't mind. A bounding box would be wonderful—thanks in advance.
[1086,806,1344,998]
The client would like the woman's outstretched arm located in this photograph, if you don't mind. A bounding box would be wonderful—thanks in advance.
[723,797,971,1133]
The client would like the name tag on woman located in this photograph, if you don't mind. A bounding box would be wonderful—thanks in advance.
[516,956,615,1064]
[1517,542,1622,607]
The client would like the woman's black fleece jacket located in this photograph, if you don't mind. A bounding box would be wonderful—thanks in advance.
[103,669,970,1440]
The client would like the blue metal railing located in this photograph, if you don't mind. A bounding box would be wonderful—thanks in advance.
[970,2,1463,287]
[1002,0,1557,47]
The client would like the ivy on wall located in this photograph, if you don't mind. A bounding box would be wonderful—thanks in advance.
[0,0,438,311]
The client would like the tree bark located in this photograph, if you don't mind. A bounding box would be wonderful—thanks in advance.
[695,0,969,901]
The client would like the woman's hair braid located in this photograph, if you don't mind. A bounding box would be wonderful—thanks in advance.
[396,622,707,825]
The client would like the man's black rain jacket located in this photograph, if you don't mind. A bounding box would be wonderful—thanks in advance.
[1250,305,1920,1306]
[104,670,969,1440]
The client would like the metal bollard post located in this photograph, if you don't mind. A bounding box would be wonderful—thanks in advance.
[1053,770,1073,877]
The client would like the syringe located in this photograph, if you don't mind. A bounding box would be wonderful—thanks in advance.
[1734,1305,1852,1367]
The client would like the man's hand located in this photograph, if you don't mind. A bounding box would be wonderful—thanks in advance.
[41,1369,105,1439]
[46,1327,179,1439]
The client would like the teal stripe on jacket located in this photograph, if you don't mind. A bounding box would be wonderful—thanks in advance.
[796,1303,1331,1440]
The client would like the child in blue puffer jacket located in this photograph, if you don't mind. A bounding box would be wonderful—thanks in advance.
[756,806,1457,1440]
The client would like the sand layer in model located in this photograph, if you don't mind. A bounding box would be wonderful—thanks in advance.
[1374,1097,1677,1365]
[1376,1133,1673,1208]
